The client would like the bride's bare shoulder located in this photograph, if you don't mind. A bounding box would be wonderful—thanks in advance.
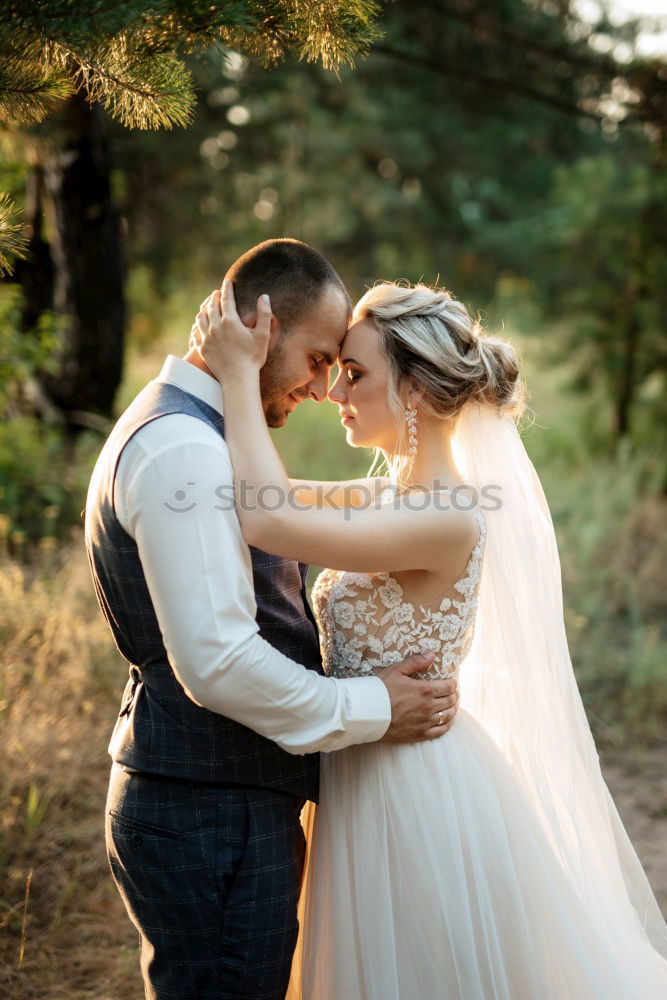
[401,489,480,542]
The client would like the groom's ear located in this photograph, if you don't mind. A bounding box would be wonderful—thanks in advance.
[269,316,280,351]
[244,309,281,353]
[266,314,281,353]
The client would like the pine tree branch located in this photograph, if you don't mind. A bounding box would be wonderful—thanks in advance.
[219,1,381,70]
[0,193,27,277]
[0,1,383,128]
[51,37,196,129]
[0,53,73,123]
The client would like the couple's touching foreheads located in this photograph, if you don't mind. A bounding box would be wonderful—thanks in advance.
[85,239,667,999]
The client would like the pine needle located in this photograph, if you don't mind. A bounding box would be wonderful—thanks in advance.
[0,1,383,129]
[0,53,73,124]
[60,35,197,130]
[0,193,28,277]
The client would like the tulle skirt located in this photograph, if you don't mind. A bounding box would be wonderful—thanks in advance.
[287,709,667,999]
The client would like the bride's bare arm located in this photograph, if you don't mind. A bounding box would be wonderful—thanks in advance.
[247,470,477,574]
[288,477,390,509]
[195,284,478,576]
[235,382,476,573]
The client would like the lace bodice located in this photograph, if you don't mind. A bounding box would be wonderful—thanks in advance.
[311,507,486,681]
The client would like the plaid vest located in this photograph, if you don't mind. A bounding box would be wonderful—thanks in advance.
[85,380,322,800]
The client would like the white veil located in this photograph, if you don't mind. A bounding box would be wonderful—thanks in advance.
[452,400,667,958]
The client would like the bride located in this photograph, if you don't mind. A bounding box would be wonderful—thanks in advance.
[192,279,667,998]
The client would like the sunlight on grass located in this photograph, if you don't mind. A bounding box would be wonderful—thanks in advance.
[0,542,142,998]
[1,304,665,997]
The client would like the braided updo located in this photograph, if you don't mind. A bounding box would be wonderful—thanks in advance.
[354,281,525,424]
[353,282,525,486]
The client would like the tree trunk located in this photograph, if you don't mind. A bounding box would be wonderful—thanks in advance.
[614,312,639,438]
[40,91,125,423]
[16,166,54,333]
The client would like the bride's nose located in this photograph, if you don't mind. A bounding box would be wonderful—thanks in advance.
[328,369,346,404]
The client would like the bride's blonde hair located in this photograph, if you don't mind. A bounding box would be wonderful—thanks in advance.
[353,281,526,486]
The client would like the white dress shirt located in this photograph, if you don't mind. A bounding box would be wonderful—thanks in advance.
[113,355,391,754]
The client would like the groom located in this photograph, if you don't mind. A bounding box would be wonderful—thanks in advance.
[85,238,459,1000]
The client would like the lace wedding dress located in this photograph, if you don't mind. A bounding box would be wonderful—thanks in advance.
[287,505,667,999]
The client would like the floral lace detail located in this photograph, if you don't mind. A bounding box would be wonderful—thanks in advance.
[311,507,486,681]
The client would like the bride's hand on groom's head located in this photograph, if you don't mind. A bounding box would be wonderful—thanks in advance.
[188,291,214,352]
[190,279,272,381]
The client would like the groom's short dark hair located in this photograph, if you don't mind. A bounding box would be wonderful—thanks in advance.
[225,239,351,334]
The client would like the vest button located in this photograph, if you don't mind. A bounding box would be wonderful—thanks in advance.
[132,832,143,845]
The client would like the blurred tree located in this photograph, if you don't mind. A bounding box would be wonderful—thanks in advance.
[536,139,667,451]
[0,0,380,424]
[3,0,665,442]
[116,0,663,299]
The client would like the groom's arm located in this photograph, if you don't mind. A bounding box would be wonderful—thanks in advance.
[115,413,392,755]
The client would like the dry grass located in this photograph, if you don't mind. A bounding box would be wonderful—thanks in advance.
[0,536,142,999]
[0,515,664,997]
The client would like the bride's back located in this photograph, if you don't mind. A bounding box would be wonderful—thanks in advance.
[312,505,486,682]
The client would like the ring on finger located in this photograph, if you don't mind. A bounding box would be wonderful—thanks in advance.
[436,710,446,726]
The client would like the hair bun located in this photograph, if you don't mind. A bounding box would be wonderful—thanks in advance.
[355,280,525,422]
[476,336,525,415]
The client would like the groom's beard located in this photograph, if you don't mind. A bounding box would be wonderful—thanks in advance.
[259,339,300,428]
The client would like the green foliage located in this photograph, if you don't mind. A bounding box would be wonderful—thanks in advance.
[115,0,664,298]
[220,0,381,70]
[0,48,73,125]
[105,1,664,461]
[0,286,57,406]
[0,287,99,547]
[535,444,667,743]
[0,1,381,130]
[271,393,370,482]
[528,148,667,456]
[0,0,382,268]
[0,416,99,550]
[57,36,197,130]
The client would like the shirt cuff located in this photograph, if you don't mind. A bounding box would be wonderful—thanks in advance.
[336,675,392,749]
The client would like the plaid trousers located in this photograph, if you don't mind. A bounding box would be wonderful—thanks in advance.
[105,764,306,999]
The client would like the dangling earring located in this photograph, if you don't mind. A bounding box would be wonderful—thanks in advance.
[405,396,418,458]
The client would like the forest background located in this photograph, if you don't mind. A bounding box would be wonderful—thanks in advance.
[0,1,666,996]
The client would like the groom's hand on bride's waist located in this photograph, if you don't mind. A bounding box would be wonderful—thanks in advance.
[379,652,459,743]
